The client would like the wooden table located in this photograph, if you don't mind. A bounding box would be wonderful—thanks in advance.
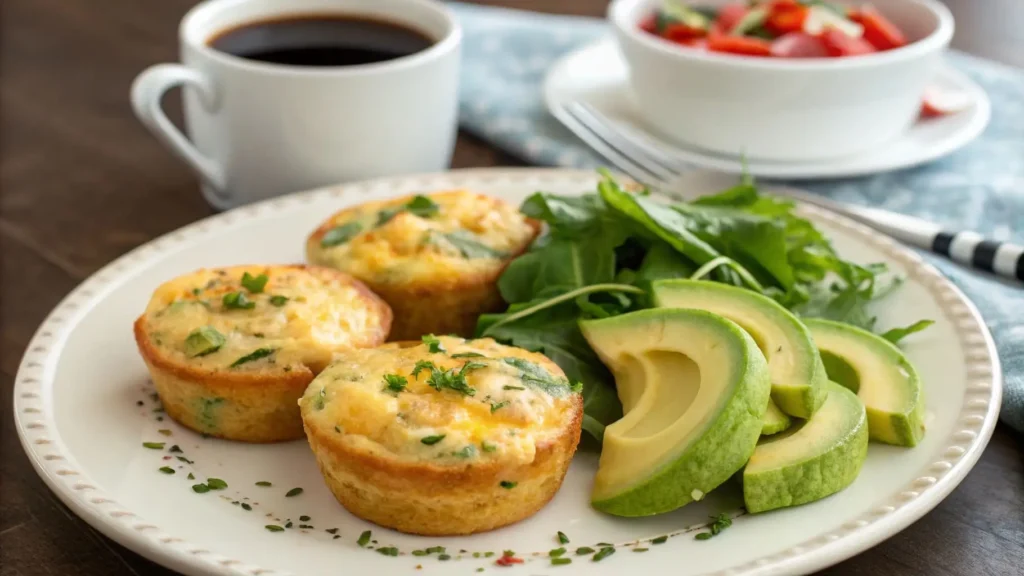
[2,1,1021,574]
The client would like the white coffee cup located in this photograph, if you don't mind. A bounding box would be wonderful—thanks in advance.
[131,0,461,209]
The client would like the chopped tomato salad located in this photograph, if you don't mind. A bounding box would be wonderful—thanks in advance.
[640,1,909,58]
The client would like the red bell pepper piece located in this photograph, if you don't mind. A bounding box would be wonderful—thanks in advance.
[766,4,809,36]
[707,35,773,57]
[820,27,877,57]
[664,23,707,44]
[851,5,907,51]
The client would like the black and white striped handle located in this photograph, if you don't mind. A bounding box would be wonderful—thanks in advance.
[932,231,1024,282]
[776,190,1024,283]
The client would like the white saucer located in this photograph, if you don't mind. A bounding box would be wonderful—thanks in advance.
[544,39,992,180]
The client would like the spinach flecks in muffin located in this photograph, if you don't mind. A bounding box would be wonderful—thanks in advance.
[433,230,507,259]
[377,195,440,226]
[269,295,289,307]
[197,397,225,430]
[241,272,269,294]
[421,434,446,445]
[222,291,256,310]
[321,221,363,247]
[452,445,476,459]
[312,387,327,410]
[184,326,225,357]
[501,357,576,397]
[230,348,275,368]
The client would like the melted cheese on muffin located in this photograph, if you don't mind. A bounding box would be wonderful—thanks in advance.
[140,265,389,372]
[302,337,580,467]
[308,190,537,286]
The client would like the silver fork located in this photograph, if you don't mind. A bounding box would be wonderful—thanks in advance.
[554,100,1024,283]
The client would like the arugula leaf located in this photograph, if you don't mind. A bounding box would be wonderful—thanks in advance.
[881,320,935,344]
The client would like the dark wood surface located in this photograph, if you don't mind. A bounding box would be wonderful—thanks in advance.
[1,1,1021,575]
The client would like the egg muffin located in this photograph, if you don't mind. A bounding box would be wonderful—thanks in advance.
[305,190,540,340]
[134,265,391,442]
[300,336,583,535]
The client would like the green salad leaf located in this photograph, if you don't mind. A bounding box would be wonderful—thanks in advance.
[477,171,927,443]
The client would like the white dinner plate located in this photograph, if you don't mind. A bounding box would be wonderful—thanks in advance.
[544,39,992,180]
[14,168,1001,576]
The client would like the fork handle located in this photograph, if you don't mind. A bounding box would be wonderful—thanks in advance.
[781,190,1023,282]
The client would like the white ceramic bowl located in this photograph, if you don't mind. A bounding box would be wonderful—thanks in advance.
[609,0,954,161]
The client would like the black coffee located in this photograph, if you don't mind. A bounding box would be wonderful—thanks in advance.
[208,15,435,67]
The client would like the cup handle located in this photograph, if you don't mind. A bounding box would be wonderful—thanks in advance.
[130,64,226,192]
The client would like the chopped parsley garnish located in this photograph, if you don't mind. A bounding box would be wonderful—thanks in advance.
[206,478,227,490]
[265,525,284,532]
[549,548,566,557]
[285,521,293,528]
[503,385,525,391]
[299,515,310,521]
[321,221,363,247]
[357,530,372,547]
[422,334,446,353]
[592,547,615,562]
[551,558,572,566]
[499,480,517,489]
[176,456,193,464]
[168,445,182,453]
[269,295,289,307]
[421,434,446,445]
[192,484,210,494]
[651,536,668,544]
[695,513,733,540]
[241,503,252,511]
[230,347,275,367]
[575,547,595,555]
[633,548,649,552]
[434,230,507,259]
[481,441,497,453]
[557,531,570,544]
[451,352,485,359]
[158,466,174,474]
[490,400,509,413]
[286,487,304,497]
[325,528,339,535]
[383,374,407,393]
[241,272,269,293]
[298,524,314,530]
[438,554,451,561]
[142,442,165,449]
[187,473,195,480]
[158,429,172,436]
[412,361,478,396]
[255,481,272,487]
[184,326,225,357]
[222,291,256,310]
[377,547,399,556]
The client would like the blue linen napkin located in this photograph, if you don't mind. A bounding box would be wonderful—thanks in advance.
[450,2,1024,431]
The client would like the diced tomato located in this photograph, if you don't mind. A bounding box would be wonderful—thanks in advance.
[707,35,773,57]
[766,5,809,35]
[770,32,829,58]
[851,5,907,51]
[495,554,524,566]
[820,27,877,56]
[663,23,707,44]
[715,3,749,34]
[681,37,708,49]
[920,86,974,118]
[639,14,657,34]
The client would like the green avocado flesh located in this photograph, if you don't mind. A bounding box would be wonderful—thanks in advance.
[579,308,770,517]
[804,319,925,447]
[761,398,792,436]
[743,381,868,513]
[651,280,828,419]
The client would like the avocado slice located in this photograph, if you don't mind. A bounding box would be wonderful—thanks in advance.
[579,308,770,517]
[761,398,792,436]
[651,280,828,418]
[743,381,868,513]
[804,319,925,447]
